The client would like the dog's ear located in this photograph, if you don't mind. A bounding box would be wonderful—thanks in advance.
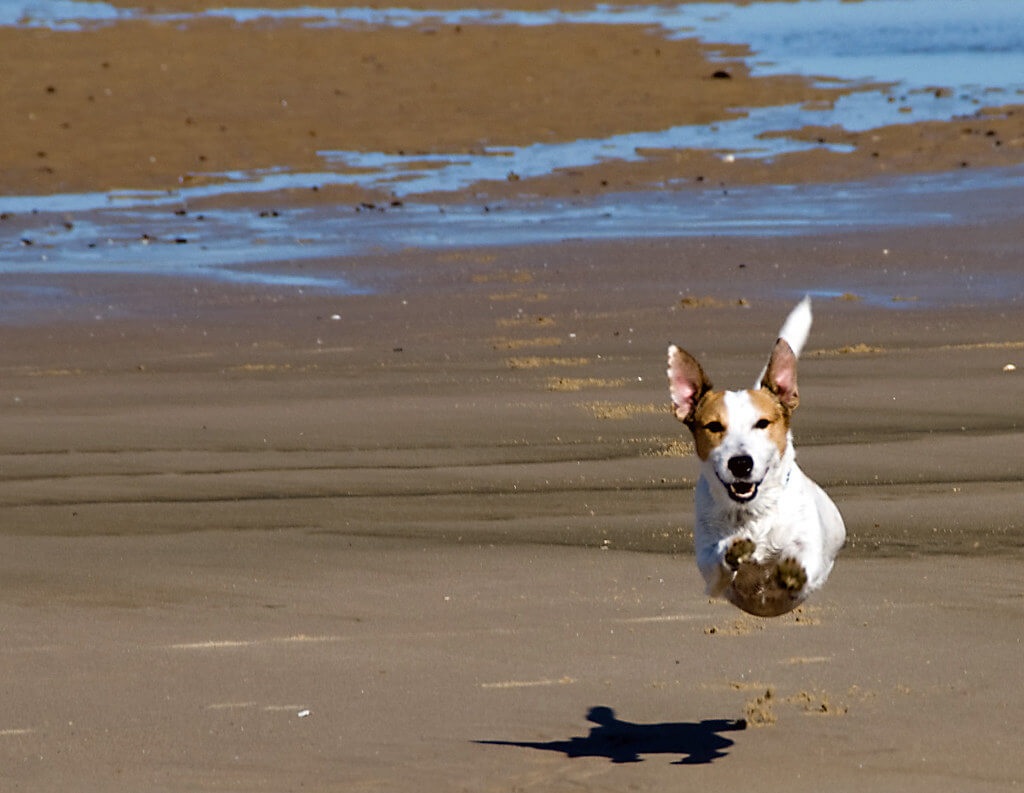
[761,338,799,411]
[667,345,712,425]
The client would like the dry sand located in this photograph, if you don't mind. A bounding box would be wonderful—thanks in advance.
[0,5,1023,792]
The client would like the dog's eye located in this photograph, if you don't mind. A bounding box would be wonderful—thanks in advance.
[704,421,725,433]
[754,418,772,430]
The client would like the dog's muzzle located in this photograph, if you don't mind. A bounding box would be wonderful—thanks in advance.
[722,454,759,502]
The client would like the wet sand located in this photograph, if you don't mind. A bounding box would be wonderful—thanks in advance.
[1,4,1024,791]
[1,221,1022,790]
[2,535,1022,791]
[3,12,1023,201]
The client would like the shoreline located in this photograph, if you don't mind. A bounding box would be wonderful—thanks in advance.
[3,165,1024,303]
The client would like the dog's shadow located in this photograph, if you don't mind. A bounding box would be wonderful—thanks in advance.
[477,705,746,765]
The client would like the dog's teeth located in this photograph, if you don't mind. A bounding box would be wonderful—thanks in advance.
[726,480,758,502]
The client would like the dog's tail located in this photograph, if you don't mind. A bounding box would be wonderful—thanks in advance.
[754,296,812,387]
[777,295,812,358]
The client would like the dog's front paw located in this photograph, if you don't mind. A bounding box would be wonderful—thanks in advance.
[775,557,807,592]
[725,538,756,570]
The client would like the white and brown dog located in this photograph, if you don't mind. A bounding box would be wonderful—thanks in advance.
[667,297,845,616]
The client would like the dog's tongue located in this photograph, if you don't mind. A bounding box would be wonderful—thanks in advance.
[732,482,754,496]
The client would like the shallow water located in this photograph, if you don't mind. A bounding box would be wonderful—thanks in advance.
[4,166,1024,300]
[0,101,858,215]
[2,0,1024,288]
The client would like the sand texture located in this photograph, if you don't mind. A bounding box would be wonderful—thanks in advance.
[2,13,1022,200]
[0,223,1022,790]
[1,3,1023,791]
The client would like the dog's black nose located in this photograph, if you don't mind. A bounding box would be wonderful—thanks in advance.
[728,455,754,478]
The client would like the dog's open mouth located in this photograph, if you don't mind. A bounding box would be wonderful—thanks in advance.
[724,479,759,503]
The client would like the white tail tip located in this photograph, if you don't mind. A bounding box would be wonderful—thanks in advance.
[753,296,812,389]
[777,295,812,359]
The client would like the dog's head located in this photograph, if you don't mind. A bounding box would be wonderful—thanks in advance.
[666,338,799,504]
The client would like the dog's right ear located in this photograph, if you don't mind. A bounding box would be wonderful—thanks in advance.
[761,337,799,411]
[667,345,712,426]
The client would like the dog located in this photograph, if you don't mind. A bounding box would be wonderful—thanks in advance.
[666,297,845,616]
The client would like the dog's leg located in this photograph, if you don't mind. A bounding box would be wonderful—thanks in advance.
[774,557,807,593]
[699,537,756,597]
[725,537,756,569]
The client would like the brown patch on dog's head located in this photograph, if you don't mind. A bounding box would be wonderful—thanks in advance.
[747,388,791,456]
[686,390,791,461]
[669,341,797,461]
[687,391,728,460]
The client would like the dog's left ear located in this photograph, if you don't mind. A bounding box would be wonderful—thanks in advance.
[667,345,712,425]
[761,338,799,410]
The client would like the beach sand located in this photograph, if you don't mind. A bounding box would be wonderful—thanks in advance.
[1,224,1022,791]
[3,11,1023,201]
[1,6,1023,791]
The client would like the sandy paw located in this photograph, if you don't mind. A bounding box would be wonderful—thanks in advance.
[725,538,756,569]
[775,557,807,592]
